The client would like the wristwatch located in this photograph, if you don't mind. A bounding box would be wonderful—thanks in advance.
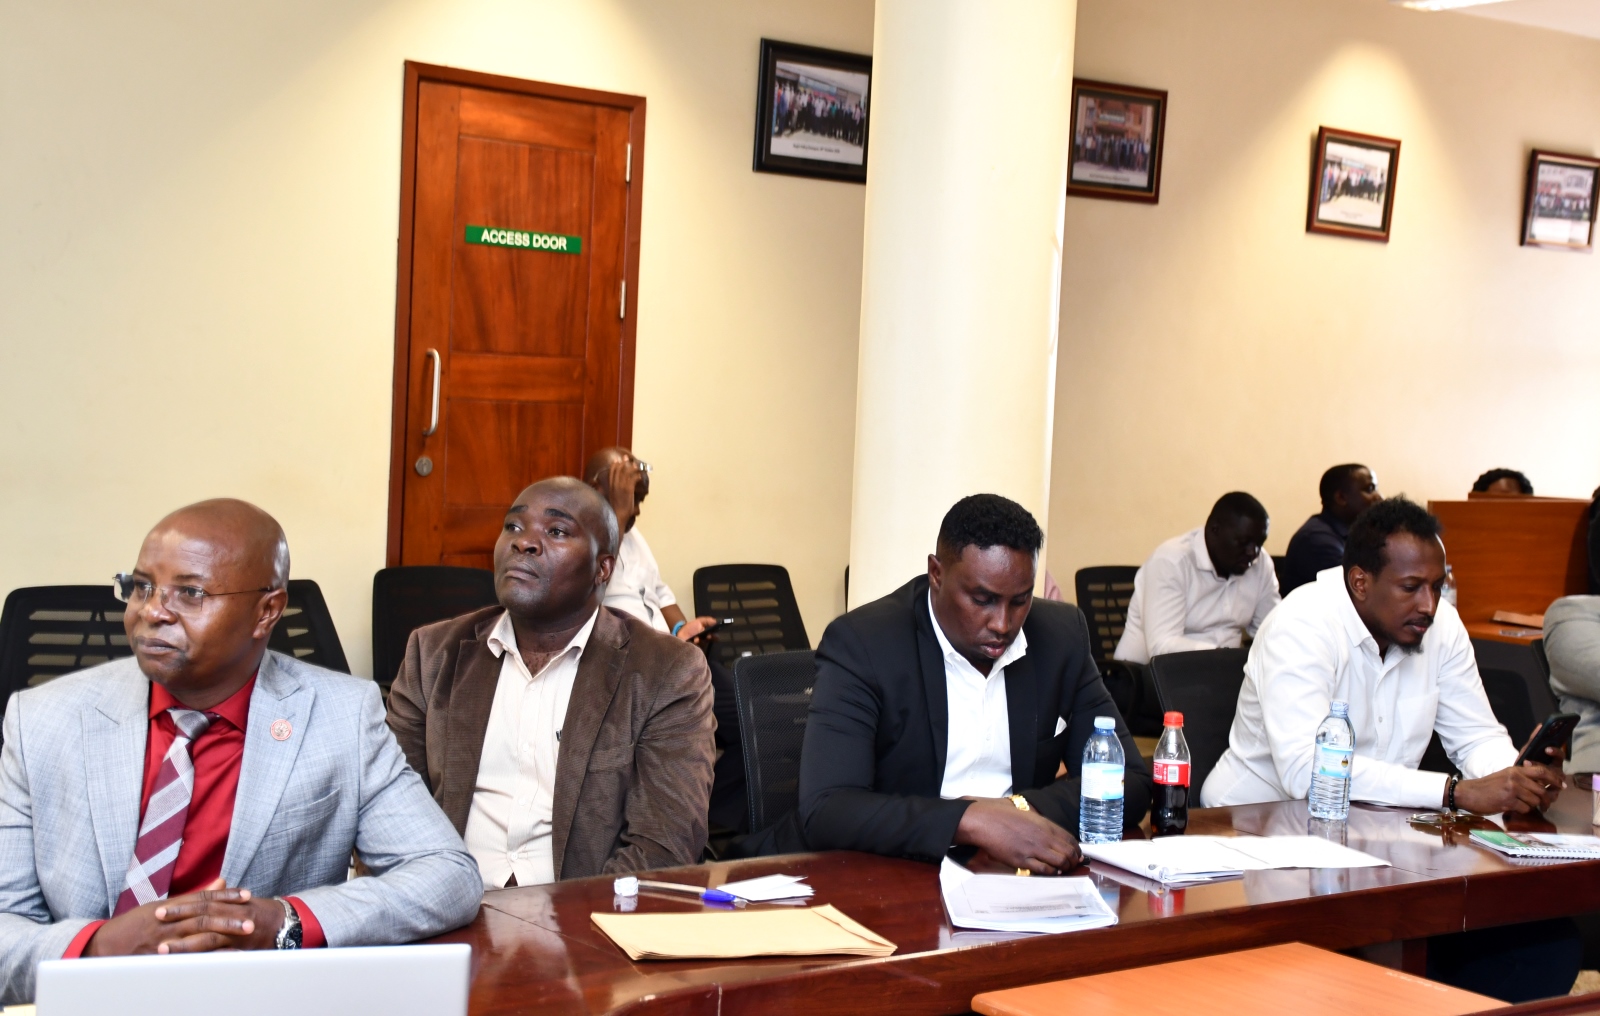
[274,897,303,950]
[1009,793,1031,812]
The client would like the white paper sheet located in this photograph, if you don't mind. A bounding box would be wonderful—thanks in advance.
[1082,835,1387,885]
[940,858,1118,934]
[718,874,815,902]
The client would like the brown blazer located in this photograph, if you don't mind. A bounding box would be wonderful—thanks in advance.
[385,604,716,881]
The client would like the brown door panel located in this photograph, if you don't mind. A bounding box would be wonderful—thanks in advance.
[390,64,643,569]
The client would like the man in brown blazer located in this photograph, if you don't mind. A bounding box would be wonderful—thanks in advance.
[386,477,716,887]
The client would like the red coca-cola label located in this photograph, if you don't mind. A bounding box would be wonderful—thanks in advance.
[1154,760,1190,786]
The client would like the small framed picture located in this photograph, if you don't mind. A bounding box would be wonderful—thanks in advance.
[1307,127,1401,242]
[752,39,872,184]
[1067,79,1168,203]
[1521,150,1600,251]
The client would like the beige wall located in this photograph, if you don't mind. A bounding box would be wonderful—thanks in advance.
[1049,0,1600,588]
[0,0,871,675]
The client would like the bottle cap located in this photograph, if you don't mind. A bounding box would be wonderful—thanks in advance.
[613,876,639,897]
[1329,700,1350,718]
[1163,711,1184,727]
[1093,716,1116,730]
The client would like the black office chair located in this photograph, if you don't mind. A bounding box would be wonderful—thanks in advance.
[693,565,809,672]
[372,566,498,686]
[268,579,350,674]
[1074,565,1159,735]
[1531,638,1552,683]
[1271,555,1288,589]
[0,585,132,710]
[1480,666,1538,751]
[1148,648,1250,797]
[732,649,816,836]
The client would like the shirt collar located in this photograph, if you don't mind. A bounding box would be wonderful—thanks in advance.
[487,607,600,664]
[926,592,1029,674]
[149,672,256,731]
[1187,527,1220,577]
[1323,567,1380,651]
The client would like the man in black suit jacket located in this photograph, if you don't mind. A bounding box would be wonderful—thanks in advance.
[799,494,1152,872]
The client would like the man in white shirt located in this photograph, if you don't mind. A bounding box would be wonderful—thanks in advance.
[1115,491,1280,666]
[1202,496,1563,812]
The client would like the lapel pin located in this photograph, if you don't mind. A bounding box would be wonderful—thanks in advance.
[270,719,293,741]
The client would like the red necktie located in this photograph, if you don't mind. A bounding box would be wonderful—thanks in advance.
[113,709,214,916]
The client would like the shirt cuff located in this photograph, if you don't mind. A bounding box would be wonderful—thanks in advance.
[287,897,326,949]
[62,920,106,959]
[1395,767,1452,810]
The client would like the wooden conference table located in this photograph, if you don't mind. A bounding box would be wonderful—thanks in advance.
[431,785,1600,1016]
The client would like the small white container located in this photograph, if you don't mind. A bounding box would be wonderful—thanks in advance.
[1592,789,1599,827]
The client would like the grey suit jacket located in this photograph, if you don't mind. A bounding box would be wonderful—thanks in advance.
[1546,595,1600,771]
[0,651,483,1003]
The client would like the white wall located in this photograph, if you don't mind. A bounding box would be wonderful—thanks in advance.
[0,0,872,674]
[1048,0,1600,587]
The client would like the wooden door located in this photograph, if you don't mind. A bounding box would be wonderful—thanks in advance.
[387,63,644,568]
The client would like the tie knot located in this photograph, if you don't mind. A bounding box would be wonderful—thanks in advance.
[167,708,214,741]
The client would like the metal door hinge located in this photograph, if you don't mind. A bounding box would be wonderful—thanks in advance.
[625,143,632,184]
[619,280,626,319]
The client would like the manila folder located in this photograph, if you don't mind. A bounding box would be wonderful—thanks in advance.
[590,904,896,961]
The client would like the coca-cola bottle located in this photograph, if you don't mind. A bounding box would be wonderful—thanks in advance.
[1151,711,1191,836]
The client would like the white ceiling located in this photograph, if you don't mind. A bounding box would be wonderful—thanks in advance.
[1452,0,1600,41]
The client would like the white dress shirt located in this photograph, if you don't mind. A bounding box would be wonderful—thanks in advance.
[930,594,1029,800]
[1201,566,1516,809]
[464,608,598,889]
[1114,527,1280,665]
[602,528,676,633]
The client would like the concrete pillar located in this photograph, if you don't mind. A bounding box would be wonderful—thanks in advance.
[847,0,1078,607]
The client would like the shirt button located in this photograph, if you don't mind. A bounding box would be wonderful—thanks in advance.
[510,850,521,861]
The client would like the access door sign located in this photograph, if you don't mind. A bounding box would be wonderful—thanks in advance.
[465,225,583,254]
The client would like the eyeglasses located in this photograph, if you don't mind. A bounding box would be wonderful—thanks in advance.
[113,573,275,613]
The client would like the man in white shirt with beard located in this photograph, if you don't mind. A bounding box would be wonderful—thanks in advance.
[1202,496,1575,1003]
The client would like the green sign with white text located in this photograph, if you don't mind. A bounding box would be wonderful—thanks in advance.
[465,225,582,254]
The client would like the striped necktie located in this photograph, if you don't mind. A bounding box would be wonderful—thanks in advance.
[114,708,215,916]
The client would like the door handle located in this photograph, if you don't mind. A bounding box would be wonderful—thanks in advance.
[422,348,441,437]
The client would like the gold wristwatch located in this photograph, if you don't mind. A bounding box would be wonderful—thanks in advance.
[1010,794,1032,876]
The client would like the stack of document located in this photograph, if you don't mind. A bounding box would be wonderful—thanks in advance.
[1471,830,1600,860]
[1081,835,1388,886]
[940,858,1119,934]
[590,905,895,960]
[717,874,814,902]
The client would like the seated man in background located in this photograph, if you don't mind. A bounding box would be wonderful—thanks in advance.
[1473,468,1534,496]
[0,500,482,1004]
[800,494,1151,871]
[1115,491,1279,664]
[1202,496,1574,1003]
[387,477,715,888]
[584,447,748,842]
[1544,594,1600,772]
[1279,464,1381,595]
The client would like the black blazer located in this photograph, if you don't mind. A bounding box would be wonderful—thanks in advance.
[798,575,1152,862]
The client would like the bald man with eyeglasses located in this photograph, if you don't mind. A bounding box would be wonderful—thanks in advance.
[0,499,480,1004]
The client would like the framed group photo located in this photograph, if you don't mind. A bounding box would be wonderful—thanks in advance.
[1521,150,1600,251]
[752,39,872,184]
[1307,127,1401,242]
[1067,79,1168,203]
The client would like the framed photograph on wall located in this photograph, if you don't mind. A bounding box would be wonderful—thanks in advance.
[1067,79,1168,203]
[1307,127,1401,242]
[752,39,872,184]
[1521,150,1600,251]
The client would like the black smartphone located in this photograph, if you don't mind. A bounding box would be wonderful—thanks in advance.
[1514,712,1579,767]
[689,617,734,642]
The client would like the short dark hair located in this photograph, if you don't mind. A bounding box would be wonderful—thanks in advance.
[1472,468,1533,495]
[1319,464,1367,507]
[1207,491,1268,528]
[1343,496,1442,576]
[936,494,1043,560]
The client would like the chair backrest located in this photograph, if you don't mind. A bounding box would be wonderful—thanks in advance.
[0,585,132,708]
[1073,566,1138,669]
[268,579,350,674]
[732,649,816,835]
[1531,637,1552,682]
[1271,555,1288,588]
[1148,648,1250,797]
[372,566,498,686]
[693,565,809,672]
[1479,666,1538,751]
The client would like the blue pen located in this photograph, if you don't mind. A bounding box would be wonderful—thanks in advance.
[636,879,745,906]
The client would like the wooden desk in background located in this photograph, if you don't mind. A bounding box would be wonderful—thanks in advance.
[429,786,1600,1016]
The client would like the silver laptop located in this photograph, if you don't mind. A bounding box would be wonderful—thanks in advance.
[35,944,470,1016]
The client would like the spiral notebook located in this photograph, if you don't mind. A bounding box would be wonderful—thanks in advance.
[1470,830,1600,860]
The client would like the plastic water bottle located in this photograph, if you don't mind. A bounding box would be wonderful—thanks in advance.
[1151,711,1191,836]
[1080,716,1125,843]
[1441,565,1458,608]
[1308,700,1355,820]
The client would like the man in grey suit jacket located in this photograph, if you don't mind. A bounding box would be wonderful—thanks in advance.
[0,500,482,1004]
[1545,595,1600,771]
